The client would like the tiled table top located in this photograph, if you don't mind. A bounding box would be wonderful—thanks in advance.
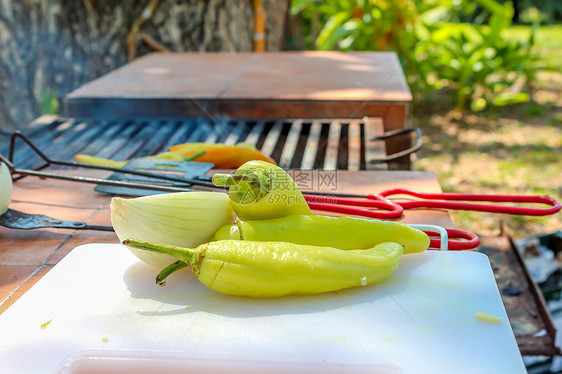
[0,169,451,314]
[0,171,117,314]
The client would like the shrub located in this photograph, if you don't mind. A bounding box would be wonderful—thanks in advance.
[290,0,543,112]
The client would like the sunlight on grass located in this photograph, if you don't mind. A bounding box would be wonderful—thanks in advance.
[506,24,562,70]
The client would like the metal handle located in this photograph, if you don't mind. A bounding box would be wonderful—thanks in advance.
[409,224,449,251]
[368,127,423,163]
[0,209,113,231]
[431,228,480,250]
[409,224,480,251]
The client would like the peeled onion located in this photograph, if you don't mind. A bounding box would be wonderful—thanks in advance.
[111,191,236,267]
[0,162,12,215]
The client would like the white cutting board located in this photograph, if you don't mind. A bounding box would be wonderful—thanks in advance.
[0,244,525,374]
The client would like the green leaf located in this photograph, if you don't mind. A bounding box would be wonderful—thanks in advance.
[473,0,509,18]
[315,10,352,49]
[460,23,484,44]
[290,0,316,14]
[492,92,530,106]
[40,89,60,115]
[470,97,487,112]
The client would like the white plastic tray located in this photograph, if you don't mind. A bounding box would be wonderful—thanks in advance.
[0,244,526,373]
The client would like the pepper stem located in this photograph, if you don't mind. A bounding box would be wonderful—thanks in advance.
[212,173,257,186]
[123,239,197,264]
[184,150,206,161]
[156,260,188,286]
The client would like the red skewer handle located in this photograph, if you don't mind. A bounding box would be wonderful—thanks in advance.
[425,229,480,250]
[380,188,561,216]
[305,194,403,219]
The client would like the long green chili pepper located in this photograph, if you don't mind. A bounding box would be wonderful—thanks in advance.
[125,238,404,298]
[213,214,430,255]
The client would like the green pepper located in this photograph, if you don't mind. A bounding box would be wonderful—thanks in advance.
[124,238,404,298]
[212,160,311,220]
[213,214,429,255]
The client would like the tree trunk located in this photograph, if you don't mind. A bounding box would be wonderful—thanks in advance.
[0,0,289,133]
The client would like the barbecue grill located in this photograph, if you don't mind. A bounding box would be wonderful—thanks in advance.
[1,115,421,172]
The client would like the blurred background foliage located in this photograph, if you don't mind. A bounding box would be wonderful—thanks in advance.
[287,0,558,112]
[288,0,562,242]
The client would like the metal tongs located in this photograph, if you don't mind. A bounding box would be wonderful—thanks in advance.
[0,132,220,231]
[2,132,218,190]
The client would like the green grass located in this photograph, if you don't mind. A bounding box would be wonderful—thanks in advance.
[505,24,562,70]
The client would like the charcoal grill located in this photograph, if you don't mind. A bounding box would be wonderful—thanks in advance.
[1,115,421,172]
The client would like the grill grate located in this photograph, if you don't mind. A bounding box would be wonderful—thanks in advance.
[1,116,406,171]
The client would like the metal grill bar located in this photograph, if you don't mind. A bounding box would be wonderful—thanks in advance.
[301,120,322,170]
[278,120,302,169]
[223,120,246,145]
[75,120,127,158]
[348,120,361,171]
[260,120,283,158]
[160,120,194,149]
[10,119,75,169]
[324,120,342,171]
[244,120,264,146]
[94,121,139,159]
[184,118,211,143]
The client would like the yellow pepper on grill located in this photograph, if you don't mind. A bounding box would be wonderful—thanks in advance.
[124,238,404,297]
[77,143,276,170]
[169,142,276,169]
[74,151,204,169]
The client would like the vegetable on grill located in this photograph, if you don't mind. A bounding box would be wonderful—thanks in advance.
[74,151,204,169]
[169,142,276,169]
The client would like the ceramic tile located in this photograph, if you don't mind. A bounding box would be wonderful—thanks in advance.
[0,227,69,265]
[0,265,47,314]
[46,202,116,265]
